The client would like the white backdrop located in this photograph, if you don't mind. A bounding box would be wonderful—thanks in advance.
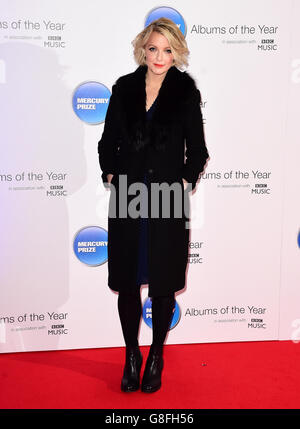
[0,0,299,353]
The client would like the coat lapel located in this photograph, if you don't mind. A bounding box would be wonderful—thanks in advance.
[117,64,195,153]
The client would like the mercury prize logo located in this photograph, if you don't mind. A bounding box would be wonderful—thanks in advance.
[73,226,108,266]
[72,81,111,124]
[145,7,186,36]
[143,298,181,329]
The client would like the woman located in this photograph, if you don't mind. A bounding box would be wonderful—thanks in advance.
[98,17,209,393]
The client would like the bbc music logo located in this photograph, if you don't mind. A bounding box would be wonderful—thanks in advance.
[143,298,181,329]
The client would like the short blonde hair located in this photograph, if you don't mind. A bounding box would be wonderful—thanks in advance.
[131,17,189,70]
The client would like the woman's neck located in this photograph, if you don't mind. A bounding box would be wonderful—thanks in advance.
[145,67,167,89]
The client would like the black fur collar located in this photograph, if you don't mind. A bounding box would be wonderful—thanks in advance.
[116,64,197,152]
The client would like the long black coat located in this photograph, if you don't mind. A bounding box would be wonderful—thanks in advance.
[98,64,209,297]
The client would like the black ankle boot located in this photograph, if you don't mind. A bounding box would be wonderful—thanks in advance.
[141,345,164,393]
[121,345,143,392]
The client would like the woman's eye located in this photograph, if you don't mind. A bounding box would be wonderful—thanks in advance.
[148,47,172,53]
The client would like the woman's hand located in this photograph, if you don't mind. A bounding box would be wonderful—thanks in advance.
[107,173,114,185]
[182,178,188,191]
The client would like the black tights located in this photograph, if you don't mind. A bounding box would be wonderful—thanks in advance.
[117,289,175,348]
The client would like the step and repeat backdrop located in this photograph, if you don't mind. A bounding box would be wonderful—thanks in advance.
[0,0,299,353]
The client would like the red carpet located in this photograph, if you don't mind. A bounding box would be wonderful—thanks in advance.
[0,340,299,409]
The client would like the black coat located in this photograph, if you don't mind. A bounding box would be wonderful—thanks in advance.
[98,64,209,297]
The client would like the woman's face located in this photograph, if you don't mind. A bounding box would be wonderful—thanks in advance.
[144,31,174,76]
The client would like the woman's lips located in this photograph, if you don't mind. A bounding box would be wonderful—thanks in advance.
[154,63,164,67]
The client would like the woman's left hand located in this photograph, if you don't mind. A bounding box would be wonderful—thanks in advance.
[182,178,188,191]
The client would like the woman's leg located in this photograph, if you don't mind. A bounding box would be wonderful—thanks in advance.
[142,294,175,393]
[117,289,143,392]
[151,294,175,347]
[117,289,142,346]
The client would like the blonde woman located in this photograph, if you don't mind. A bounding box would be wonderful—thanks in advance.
[98,17,209,393]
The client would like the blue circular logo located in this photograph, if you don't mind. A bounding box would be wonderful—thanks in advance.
[72,81,111,124]
[142,298,181,330]
[73,226,108,266]
[145,7,186,36]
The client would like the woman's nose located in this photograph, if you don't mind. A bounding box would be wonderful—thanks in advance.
[156,50,163,60]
